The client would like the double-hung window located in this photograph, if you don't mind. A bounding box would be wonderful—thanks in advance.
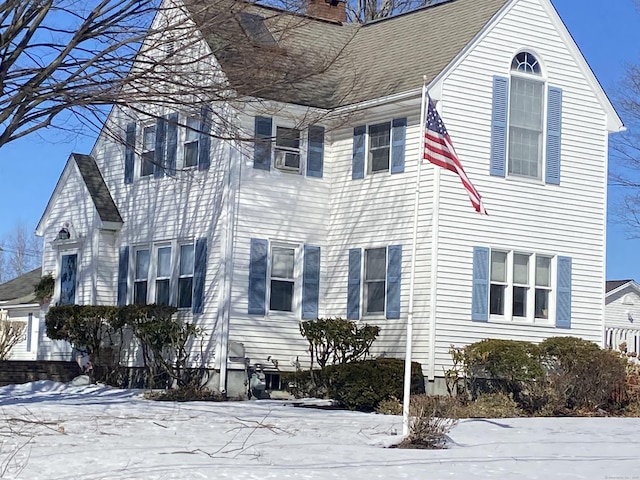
[178,244,195,309]
[134,248,150,305]
[183,116,200,168]
[270,246,295,312]
[274,127,301,172]
[368,122,391,173]
[141,125,156,177]
[155,246,172,306]
[364,248,387,313]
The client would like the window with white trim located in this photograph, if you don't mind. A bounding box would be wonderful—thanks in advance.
[508,51,544,179]
[274,126,301,172]
[489,250,554,321]
[269,245,296,312]
[178,243,195,309]
[364,247,386,314]
[368,122,391,173]
[183,116,200,168]
[155,246,172,306]
[134,248,150,305]
[141,125,155,177]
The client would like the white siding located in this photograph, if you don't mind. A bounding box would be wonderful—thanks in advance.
[431,0,608,371]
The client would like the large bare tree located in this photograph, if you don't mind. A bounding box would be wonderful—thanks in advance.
[0,0,354,152]
[0,223,42,283]
[347,0,435,23]
[608,1,640,233]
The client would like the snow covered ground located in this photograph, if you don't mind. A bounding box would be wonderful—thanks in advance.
[0,381,639,479]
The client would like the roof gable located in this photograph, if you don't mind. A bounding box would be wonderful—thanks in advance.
[36,153,122,235]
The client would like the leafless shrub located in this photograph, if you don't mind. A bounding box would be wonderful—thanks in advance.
[0,319,26,361]
[396,395,458,449]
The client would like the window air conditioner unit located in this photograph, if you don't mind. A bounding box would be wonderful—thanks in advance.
[274,149,301,172]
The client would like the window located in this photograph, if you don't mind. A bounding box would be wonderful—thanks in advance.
[121,239,207,312]
[134,249,150,305]
[488,250,554,321]
[270,246,295,311]
[178,244,195,309]
[253,117,325,176]
[141,125,156,177]
[491,52,563,184]
[59,254,77,305]
[184,116,200,168]
[365,247,386,314]
[508,72,544,178]
[274,127,301,172]
[352,118,406,179]
[368,122,391,173]
[155,246,172,306]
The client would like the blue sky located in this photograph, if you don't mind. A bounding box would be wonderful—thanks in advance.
[1,0,639,280]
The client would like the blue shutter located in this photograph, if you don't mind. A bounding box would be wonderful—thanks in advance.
[302,245,321,319]
[124,122,136,184]
[254,116,272,170]
[153,116,167,178]
[198,104,212,171]
[307,125,324,178]
[386,244,402,319]
[490,76,509,177]
[166,112,178,176]
[545,86,563,185]
[391,118,406,174]
[347,248,361,320]
[248,238,268,315]
[556,256,572,328]
[352,126,365,180]
[192,238,208,314]
[117,246,129,307]
[471,246,490,322]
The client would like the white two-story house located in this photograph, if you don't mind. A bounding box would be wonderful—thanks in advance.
[35,0,624,395]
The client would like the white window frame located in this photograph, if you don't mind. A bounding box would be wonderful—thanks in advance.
[489,249,556,324]
[270,122,304,174]
[177,243,195,309]
[364,246,387,316]
[507,51,547,181]
[367,122,392,174]
[140,123,156,177]
[183,115,200,170]
[133,247,150,305]
[267,242,301,314]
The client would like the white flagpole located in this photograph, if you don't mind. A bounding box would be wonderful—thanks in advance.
[402,76,429,436]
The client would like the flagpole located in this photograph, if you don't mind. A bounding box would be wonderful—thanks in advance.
[403,76,428,436]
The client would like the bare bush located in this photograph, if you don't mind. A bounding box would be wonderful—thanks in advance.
[397,395,458,449]
[0,317,26,360]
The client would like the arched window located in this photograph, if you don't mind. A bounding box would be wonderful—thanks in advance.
[508,51,544,179]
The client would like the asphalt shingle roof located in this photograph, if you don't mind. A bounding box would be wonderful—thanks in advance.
[606,280,634,293]
[0,267,42,303]
[73,154,123,224]
[185,0,510,108]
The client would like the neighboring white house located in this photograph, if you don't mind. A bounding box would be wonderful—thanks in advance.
[604,280,640,355]
[35,0,624,395]
[0,268,42,361]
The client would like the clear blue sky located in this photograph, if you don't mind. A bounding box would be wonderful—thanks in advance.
[1,0,639,280]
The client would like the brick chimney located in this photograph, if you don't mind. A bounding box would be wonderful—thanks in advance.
[306,0,347,23]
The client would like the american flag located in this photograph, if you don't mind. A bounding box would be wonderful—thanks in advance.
[424,96,487,215]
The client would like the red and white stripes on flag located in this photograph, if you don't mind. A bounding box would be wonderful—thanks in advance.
[424,96,488,215]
